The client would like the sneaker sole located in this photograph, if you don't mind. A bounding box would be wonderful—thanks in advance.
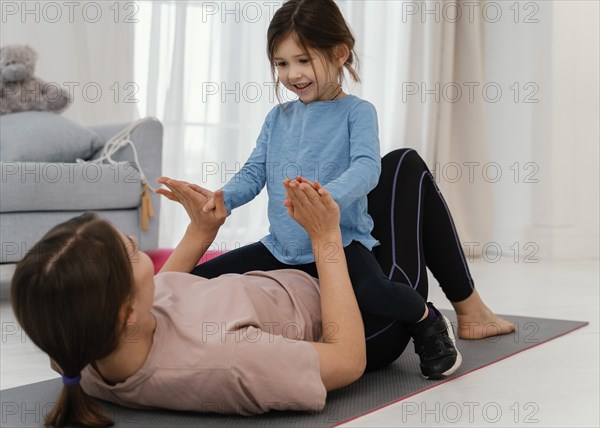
[422,315,463,380]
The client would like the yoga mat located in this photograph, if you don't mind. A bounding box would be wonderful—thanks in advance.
[0,312,587,428]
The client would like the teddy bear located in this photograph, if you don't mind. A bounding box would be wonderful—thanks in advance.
[0,44,71,115]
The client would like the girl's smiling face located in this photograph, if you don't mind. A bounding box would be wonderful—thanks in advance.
[273,35,348,103]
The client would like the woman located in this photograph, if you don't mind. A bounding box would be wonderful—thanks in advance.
[11,166,365,427]
[12,149,511,427]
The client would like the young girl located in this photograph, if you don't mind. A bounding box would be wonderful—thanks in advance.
[172,0,514,379]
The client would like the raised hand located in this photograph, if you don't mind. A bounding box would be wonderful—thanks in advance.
[294,175,317,189]
[156,177,226,235]
[284,176,319,207]
[283,178,340,239]
[155,179,214,203]
[201,196,217,213]
[173,184,219,213]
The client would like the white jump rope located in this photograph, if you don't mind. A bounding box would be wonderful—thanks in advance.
[76,118,156,230]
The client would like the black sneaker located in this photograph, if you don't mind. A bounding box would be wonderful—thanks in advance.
[410,302,462,380]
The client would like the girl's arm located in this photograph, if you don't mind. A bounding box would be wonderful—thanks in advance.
[324,101,381,211]
[217,108,276,214]
[284,180,366,390]
[155,178,227,273]
[174,108,277,215]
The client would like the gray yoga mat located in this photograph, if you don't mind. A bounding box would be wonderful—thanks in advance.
[0,312,588,428]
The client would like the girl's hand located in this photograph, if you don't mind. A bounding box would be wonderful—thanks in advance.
[202,197,217,213]
[295,176,317,188]
[284,179,340,239]
[156,177,226,235]
[284,176,321,207]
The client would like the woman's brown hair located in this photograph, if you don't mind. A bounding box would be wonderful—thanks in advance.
[267,0,361,104]
[11,213,134,427]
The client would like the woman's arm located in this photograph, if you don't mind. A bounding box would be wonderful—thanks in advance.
[284,179,366,390]
[155,178,227,273]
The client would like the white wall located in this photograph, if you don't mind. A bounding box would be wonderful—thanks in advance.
[485,0,599,260]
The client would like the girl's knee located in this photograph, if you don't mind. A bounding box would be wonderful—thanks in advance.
[382,148,413,163]
[382,148,429,175]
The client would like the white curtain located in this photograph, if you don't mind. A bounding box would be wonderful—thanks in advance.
[135,1,277,249]
[338,0,493,246]
[136,0,492,249]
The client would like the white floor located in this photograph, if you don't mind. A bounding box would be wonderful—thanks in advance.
[1,257,598,427]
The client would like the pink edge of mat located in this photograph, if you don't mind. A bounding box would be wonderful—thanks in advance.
[147,249,225,274]
[333,320,590,427]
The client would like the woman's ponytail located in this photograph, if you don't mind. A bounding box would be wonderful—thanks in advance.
[46,383,112,427]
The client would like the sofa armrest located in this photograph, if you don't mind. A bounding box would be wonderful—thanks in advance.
[89,118,163,186]
[88,122,130,143]
[90,118,163,251]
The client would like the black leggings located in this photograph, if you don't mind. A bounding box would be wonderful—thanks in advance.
[192,149,475,371]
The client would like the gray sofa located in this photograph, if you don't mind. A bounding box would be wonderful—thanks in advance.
[0,115,163,267]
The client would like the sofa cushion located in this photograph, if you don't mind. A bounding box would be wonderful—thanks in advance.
[0,162,142,213]
[0,111,105,162]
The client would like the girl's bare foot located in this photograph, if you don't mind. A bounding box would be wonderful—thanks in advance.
[451,290,516,340]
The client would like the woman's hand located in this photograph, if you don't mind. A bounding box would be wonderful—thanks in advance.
[156,177,226,236]
[156,180,218,213]
[155,180,214,203]
[284,178,340,240]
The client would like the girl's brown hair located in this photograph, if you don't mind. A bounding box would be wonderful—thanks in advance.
[11,213,134,427]
[267,0,361,103]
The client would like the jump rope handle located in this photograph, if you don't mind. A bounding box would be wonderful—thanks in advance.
[141,181,155,232]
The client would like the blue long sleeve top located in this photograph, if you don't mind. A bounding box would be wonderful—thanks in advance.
[221,94,382,264]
